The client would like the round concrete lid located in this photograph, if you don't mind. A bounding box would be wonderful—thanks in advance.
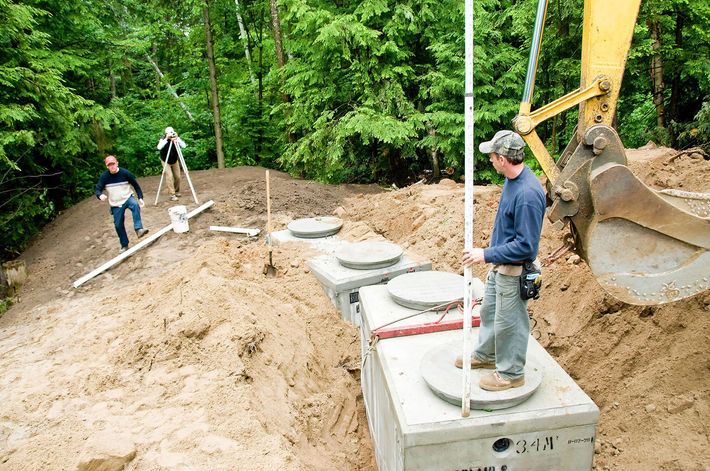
[335,241,403,270]
[287,217,343,238]
[420,341,543,410]
[387,271,464,310]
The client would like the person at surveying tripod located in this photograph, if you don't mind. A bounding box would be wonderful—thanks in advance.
[457,130,546,392]
[156,126,187,201]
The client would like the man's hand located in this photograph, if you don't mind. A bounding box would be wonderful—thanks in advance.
[99,194,108,201]
[461,247,485,266]
[138,198,145,208]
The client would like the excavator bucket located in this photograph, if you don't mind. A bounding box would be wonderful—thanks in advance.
[513,0,709,304]
[547,125,710,305]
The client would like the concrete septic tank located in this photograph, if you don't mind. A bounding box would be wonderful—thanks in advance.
[307,250,431,326]
[359,284,599,471]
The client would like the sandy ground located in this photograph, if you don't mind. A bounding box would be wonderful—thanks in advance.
[1,147,709,470]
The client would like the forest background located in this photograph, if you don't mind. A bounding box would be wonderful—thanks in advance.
[1,0,709,259]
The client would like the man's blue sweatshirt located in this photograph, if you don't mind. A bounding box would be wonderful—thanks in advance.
[483,166,546,264]
[95,168,144,207]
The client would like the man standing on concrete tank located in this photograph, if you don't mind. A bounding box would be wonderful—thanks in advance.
[156,126,187,201]
[458,130,546,391]
[96,155,149,253]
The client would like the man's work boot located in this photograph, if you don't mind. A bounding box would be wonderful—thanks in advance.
[454,355,495,369]
[119,246,128,254]
[479,372,525,391]
[136,228,149,238]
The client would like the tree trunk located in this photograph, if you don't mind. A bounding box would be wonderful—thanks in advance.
[269,0,286,70]
[234,0,256,85]
[151,44,159,90]
[257,15,264,160]
[109,67,116,99]
[427,127,440,178]
[550,115,558,155]
[647,19,666,128]
[203,3,225,169]
[145,54,195,121]
[93,120,109,156]
[666,8,685,148]
[269,0,294,143]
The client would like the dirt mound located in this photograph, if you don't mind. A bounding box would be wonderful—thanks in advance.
[1,151,709,470]
[0,167,377,470]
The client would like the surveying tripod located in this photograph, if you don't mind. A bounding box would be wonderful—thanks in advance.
[155,138,200,205]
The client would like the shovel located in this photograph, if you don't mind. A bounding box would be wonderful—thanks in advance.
[263,170,277,277]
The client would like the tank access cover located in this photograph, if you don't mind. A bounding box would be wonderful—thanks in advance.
[387,271,464,311]
[420,341,543,410]
[287,217,343,238]
[335,241,403,270]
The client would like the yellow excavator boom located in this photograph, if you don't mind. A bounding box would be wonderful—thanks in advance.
[513,0,710,305]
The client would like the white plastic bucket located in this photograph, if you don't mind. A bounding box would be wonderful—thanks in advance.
[168,205,189,233]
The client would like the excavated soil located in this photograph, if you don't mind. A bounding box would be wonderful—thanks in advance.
[1,146,708,470]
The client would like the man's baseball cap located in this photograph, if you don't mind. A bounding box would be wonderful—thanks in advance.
[104,155,118,166]
[165,126,175,135]
[479,130,526,158]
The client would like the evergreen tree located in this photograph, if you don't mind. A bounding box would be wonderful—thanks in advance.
[1,0,708,257]
[0,0,116,257]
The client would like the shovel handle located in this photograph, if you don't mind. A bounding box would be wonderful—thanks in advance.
[266,170,272,246]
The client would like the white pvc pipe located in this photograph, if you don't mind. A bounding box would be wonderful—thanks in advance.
[209,226,260,236]
[73,200,215,288]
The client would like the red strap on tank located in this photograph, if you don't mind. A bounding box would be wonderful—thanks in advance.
[371,299,481,340]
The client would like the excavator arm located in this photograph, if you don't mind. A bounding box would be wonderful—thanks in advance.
[514,0,710,305]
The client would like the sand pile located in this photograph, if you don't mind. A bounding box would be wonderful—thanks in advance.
[0,238,373,470]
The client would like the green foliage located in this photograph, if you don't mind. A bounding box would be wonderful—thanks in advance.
[1,0,709,258]
[622,0,710,148]
[0,0,115,257]
[0,189,55,255]
[278,0,533,184]
[675,100,710,151]
[0,296,11,316]
[278,0,426,182]
[618,94,656,148]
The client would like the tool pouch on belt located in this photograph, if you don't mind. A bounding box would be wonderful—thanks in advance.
[519,261,542,300]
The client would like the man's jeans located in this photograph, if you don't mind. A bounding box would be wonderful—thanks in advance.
[474,270,530,380]
[111,196,143,248]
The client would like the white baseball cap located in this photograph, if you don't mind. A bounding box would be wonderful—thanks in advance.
[165,126,175,135]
